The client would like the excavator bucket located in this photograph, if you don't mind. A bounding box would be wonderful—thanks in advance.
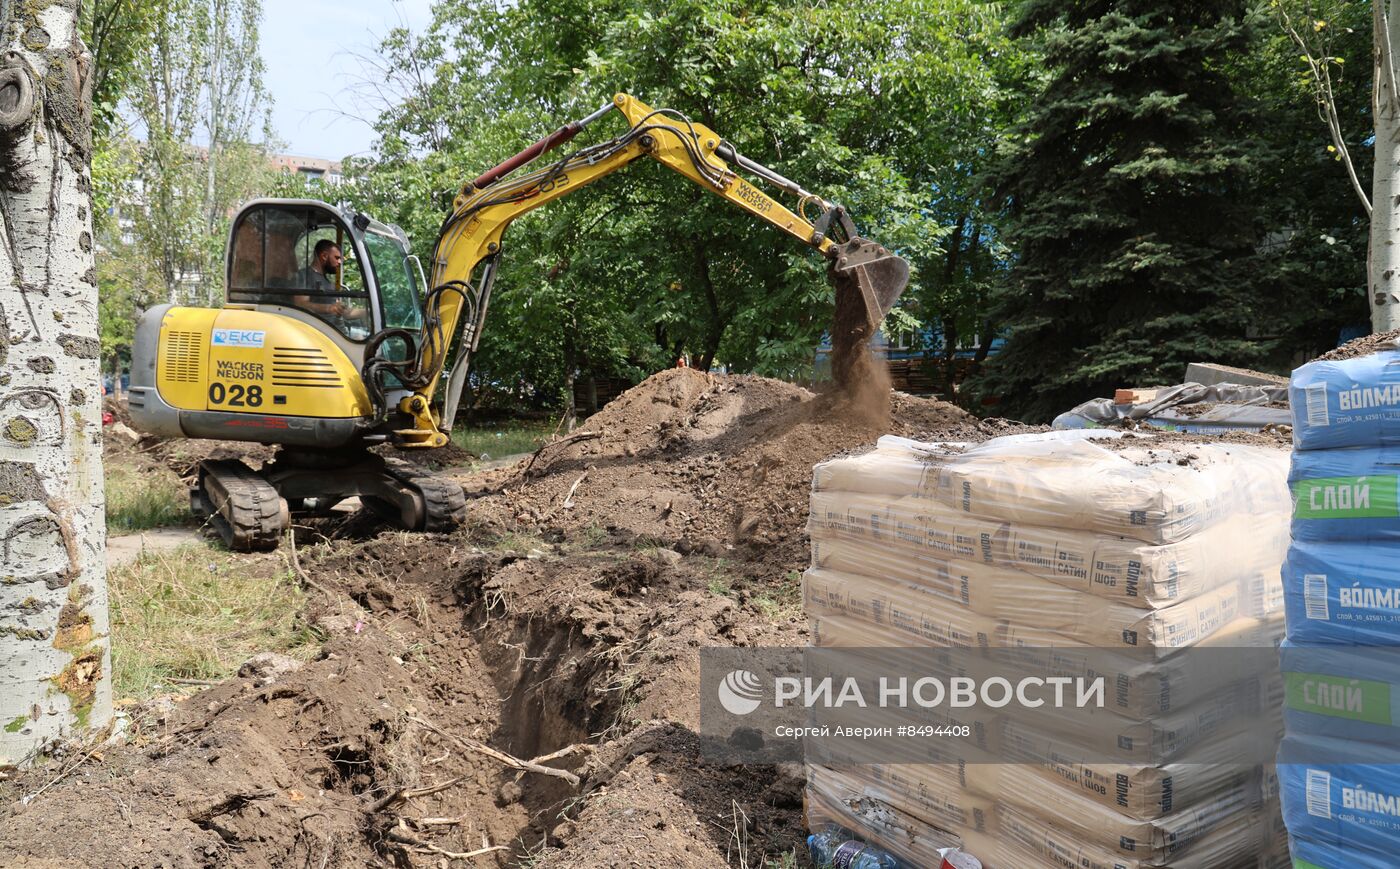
[827,238,910,389]
[829,238,910,330]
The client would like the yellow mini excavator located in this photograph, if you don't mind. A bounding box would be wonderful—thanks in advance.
[128,93,910,550]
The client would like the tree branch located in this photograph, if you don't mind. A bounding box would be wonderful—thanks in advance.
[406,715,582,787]
[1278,2,1372,214]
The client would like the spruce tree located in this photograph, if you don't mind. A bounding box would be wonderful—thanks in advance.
[971,0,1272,421]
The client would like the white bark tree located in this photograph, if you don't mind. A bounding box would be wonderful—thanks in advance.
[0,0,110,769]
[1372,1,1400,331]
[1277,0,1400,332]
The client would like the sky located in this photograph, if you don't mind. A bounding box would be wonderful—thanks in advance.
[260,0,435,160]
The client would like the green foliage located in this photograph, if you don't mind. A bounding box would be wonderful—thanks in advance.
[94,136,153,376]
[1250,0,1372,358]
[83,0,166,142]
[451,420,555,457]
[129,0,275,306]
[969,0,1302,421]
[337,0,1019,410]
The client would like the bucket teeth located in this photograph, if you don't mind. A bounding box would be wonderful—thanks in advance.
[830,238,910,329]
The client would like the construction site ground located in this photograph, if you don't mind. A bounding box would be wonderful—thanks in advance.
[1,368,1044,868]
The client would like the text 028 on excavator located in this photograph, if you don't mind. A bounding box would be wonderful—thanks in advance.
[128,93,911,550]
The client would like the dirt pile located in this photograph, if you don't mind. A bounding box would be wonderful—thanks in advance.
[1315,329,1400,361]
[462,368,1014,574]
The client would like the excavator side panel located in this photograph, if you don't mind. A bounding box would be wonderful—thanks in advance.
[150,306,370,418]
[131,305,374,448]
[154,306,220,411]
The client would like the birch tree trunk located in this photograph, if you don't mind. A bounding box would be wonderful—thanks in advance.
[0,0,110,769]
[1373,0,1400,332]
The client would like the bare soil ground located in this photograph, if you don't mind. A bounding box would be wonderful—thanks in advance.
[2,369,1000,868]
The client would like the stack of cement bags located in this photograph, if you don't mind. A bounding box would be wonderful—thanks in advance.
[1280,346,1400,869]
[802,429,1293,868]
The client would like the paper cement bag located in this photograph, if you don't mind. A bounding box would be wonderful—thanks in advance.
[967,732,1267,821]
[809,536,1004,615]
[807,611,1285,720]
[996,787,1268,862]
[995,579,1245,653]
[807,490,1289,608]
[1289,349,1400,451]
[992,800,1277,869]
[995,699,1281,767]
[805,563,1258,655]
[802,567,998,648]
[1288,445,1400,542]
[812,431,1290,545]
[812,534,1282,646]
[1283,539,1400,644]
[1278,732,1400,861]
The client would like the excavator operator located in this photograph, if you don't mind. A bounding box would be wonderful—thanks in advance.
[295,240,367,325]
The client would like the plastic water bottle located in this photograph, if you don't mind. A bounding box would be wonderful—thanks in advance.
[937,848,982,869]
[807,826,899,868]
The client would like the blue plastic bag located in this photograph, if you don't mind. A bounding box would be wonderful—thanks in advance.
[1279,733,1400,860]
[1284,540,1400,645]
[1291,351,1400,451]
[1289,447,1400,542]
[1281,641,1400,744]
[1288,833,1394,869]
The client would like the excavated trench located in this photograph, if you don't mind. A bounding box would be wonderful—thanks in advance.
[319,530,809,868]
[335,539,629,865]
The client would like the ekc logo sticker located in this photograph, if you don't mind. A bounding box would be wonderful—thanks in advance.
[212,329,266,348]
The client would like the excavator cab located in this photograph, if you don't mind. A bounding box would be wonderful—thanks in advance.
[128,200,467,551]
[225,200,425,352]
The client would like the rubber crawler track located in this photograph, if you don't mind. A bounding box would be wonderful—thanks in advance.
[195,459,289,551]
[382,458,468,532]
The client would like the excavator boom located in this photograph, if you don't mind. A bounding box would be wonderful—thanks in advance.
[371,93,910,444]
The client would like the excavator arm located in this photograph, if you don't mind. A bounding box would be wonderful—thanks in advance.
[368,93,909,447]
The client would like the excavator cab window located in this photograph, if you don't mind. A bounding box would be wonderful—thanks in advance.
[227,203,373,341]
[361,229,423,333]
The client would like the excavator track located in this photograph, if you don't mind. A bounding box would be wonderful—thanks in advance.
[186,451,465,551]
[260,448,467,536]
[377,458,468,532]
[193,459,290,552]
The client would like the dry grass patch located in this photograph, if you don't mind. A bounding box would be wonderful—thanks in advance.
[109,542,321,700]
[105,463,190,531]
